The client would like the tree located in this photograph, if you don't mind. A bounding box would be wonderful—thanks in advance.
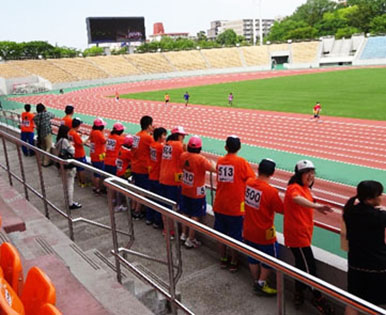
[335,26,360,38]
[266,19,310,41]
[370,14,386,33]
[197,31,207,42]
[83,46,104,57]
[216,29,238,46]
[287,26,318,40]
[292,0,337,26]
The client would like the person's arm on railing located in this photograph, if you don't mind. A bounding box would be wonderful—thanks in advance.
[293,196,332,214]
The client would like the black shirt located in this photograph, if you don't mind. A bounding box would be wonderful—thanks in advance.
[344,202,386,271]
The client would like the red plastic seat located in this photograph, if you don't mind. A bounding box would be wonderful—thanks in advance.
[38,304,61,315]
[0,243,24,296]
[20,267,56,315]
[0,276,25,315]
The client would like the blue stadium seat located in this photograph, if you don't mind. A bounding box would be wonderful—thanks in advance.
[360,36,386,59]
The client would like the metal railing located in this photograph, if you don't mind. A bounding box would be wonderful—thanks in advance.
[0,119,385,314]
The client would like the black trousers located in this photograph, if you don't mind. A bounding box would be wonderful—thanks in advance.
[290,246,321,298]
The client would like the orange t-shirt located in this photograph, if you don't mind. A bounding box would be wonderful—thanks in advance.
[283,183,315,247]
[104,134,125,166]
[243,178,284,245]
[89,130,106,162]
[21,112,35,133]
[68,129,85,158]
[149,142,164,181]
[62,115,73,129]
[116,146,132,177]
[213,153,255,216]
[159,140,184,186]
[180,152,213,199]
[131,130,154,174]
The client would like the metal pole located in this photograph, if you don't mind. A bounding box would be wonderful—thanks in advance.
[276,271,285,315]
[35,151,50,219]
[164,218,178,315]
[107,187,123,284]
[210,172,214,207]
[1,136,13,186]
[125,194,135,250]
[259,0,263,46]
[60,163,74,241]
[16,144,29,200]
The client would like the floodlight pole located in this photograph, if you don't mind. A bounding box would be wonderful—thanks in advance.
[259,0,263,46]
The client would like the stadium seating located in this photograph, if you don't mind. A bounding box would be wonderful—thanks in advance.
[88,55,141,77]
[241,46,270,66]
[0,276,25,314]
[163,50,208,71]
[125,53,174,74]
[0,62,30,78]
[49,58,108,81]
[291,42,320,63]
[201,47,243,68]
[360,36,386,60]
[268,43,289,53]
[0,242,24,296]
[39,303,62,315]
[12,60,78,83]
[21,266,56,315]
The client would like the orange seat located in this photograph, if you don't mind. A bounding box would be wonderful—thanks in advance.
[38,304,61,315]
[0,243,24,296]
[20,267,56,315]
[0,266,3,278]
[0,277,25,315]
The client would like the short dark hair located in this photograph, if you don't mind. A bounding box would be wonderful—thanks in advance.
[24,104,31,112]
[258,159,276,177]
[226,136,241,153]
[36,103,45,113]
[65,105,74,115]
[167,133,179,141]
[153,127,167,141]
[140,116,153,130]
[188,146,201,154]
[92,125,104,131]
[111,129,124,135]
[344,180,383,214]
[72,118,82,128]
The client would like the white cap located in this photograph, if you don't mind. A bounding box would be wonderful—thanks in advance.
[171,126,188,135]
[295,160,315,172]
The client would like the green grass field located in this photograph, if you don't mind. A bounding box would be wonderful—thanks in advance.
[121,68,386,120]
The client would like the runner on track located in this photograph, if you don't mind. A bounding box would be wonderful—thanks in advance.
[228,93,234,106]
[164,93,170,105]
[312,102,321,121]
[183,91,190,107]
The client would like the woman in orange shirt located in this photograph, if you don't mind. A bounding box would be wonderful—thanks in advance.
[20,104,35,156]
[283,160,333,313]
[104,122,125,176]
[89,118,107,194]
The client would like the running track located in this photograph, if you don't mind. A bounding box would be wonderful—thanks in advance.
[11,68,386,230]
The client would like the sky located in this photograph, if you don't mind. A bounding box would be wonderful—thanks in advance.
[0,0,307,49]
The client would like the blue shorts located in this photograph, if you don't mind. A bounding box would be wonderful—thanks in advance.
[160,184,181,210]
[132,172,149,190]
[105,164,117,176]
[181,196,206,218]
[91,161,104,178]
[213,213,243,242]
[149,180,162,195]
[75,156,87,171]
[244,239,279,269]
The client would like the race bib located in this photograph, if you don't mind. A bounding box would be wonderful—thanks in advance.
[162,145,172,160]
[132,136,140,149]
[106,138,116,151]
[150,147,157,161]
[116,158,123,171]
[265,226,276,241]
[183,170,194,186]
[174,172,182,183]
[21,119,30,127]
[90,143,95,154]
[196,186,205,196]
[218,165,234,183]
[245,186,262,209]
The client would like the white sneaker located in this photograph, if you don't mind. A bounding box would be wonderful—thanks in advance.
[119,205,128,212]
[114,205,121,212]
[180,233,187,241]
[184,238,201,249]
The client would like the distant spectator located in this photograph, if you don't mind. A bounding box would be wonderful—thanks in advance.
[164,93,170,105]
[343,180,386,315]
[104,122,125,176]
[228,93,233,106]
[59,89,64,94]
[283,160,334,314]
[312,102,321,121]
[33,103,55,167]
[62,105,74,129]
[183,91,190,107]
[56,125,82,210]
[115,90,120,102]
[20,104,35,157]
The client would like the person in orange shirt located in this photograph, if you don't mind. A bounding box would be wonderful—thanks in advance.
[243,159,283,296]
[131,116,154,219]
[159,126,187,238]
[89,117,107,194]
[62,105,74,129]
[213,135,255,272]
[20,104,35,156]
[164,93,170,105]
[68,118,88,187]
[180,136,215,249]
[104,122,125,176]
[284,160,333,313]
[115,135,134,212]
[115,90,120,102]
[146,127,167,228]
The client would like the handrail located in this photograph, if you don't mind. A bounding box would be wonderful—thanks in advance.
[104,177,386,315]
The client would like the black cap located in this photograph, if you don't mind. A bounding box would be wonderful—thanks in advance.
[226,135,241,153]
[72,117,82,128]
[258,159,276,176]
